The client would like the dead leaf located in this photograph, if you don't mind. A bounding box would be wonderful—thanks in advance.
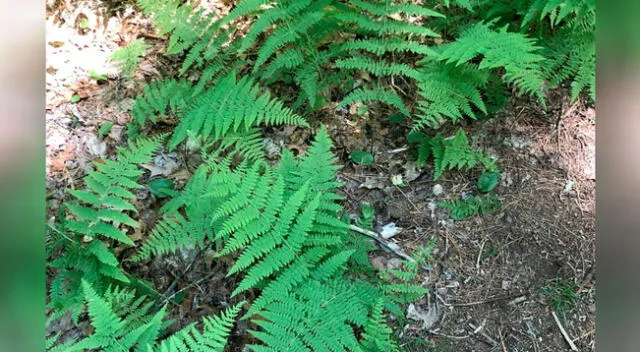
[141,153,179,177]
[359,177,386,190]
[48,41,65,48]
[49,143,77,172]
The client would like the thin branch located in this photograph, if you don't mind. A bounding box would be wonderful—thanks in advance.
[551,310,579,351]
[349,224,416,263]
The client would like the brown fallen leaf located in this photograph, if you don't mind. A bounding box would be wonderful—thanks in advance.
[49,143,77,172]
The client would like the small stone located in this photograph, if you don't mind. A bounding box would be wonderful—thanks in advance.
[387,258,402,270]
[432,184,443,196]
[502,280,512,290]
[370,256,386,271]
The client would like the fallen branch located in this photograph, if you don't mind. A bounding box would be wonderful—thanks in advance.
[349,224,416,263]
[551,310,579,351]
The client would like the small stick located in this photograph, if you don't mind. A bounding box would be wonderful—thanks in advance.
[476,240,486,270]
[469,321,499,346]
[349,224,416,263]
[551,310,579,351]
[499,327,508,352]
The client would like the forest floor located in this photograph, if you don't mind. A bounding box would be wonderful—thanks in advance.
[46,1,595,351]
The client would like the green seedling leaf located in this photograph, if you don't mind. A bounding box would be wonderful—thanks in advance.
[480,248,497,260]
[356,104,368,116]
[98,121,114,137]
[89,70,108,81]
[78,18,90,29]
[477,172,501,192]
[70,94,81,103]
[350,150,373,166]
[148,178,176,198]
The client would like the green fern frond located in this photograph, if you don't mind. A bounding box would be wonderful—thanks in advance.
[360,298,401,352]
[64,280,154,352]
[253,11,326,70]
[48,135,164,318]
[348,0,445,18]
[336,57,421,80]
[436,22,546,102]
[131,79,194,127]
[339,88,409,115]
[152,302,244,352]
[439,192,501,219]
[335,12,440,37]
[415,61,489,128]
[337,38,437,56]
[136,0,212,55]
[522,0,595,28]
[169,72,307,150]
[239,0,314,53]
[110,39,151,79]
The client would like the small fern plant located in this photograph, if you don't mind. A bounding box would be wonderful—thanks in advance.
[134,127,427,350]
[439,192,501,220]
[110,38,151,80]
[48,280,243,352]
[408,128,498,180]
[47,135,165,322]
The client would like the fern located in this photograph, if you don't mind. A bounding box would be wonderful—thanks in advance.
[439,192,501,219]
[434,22,547,103]
[110,39,151,80]
[50,280,241,352]
[151,301,244,352]
[168,72,308,150]
[408,129,497,179]
[136,0,213,55]
[524,0,596,101]
[340,87,409,117]
[61,280,167,352]
[48,135,165,321]
[415,61,490,128]
[360,299,401,352]
[131,78,194,127]
[335,57,422,80]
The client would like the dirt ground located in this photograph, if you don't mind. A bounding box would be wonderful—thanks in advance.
[46,1,595,351]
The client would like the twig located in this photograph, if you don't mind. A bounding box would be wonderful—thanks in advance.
[476,240,486,271]
[349,224,416,263]
[551,310,579,351]
[427,330,470,340]
[469,321,499,346]
[524,320,539,352]
[499,327,508,352]
[138,30,168,40]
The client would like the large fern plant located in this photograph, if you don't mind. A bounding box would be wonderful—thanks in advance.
[47,135,165,322]
[134,127,427,350]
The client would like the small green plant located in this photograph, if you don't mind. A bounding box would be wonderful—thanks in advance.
[439,192,501,220]
[356,203,375,230]
[98,121,114,137]
[408,128,498,180]
[47,0,594,349]
[541,277,581,322]
[351,150,374,166]
[110,39,151,80]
